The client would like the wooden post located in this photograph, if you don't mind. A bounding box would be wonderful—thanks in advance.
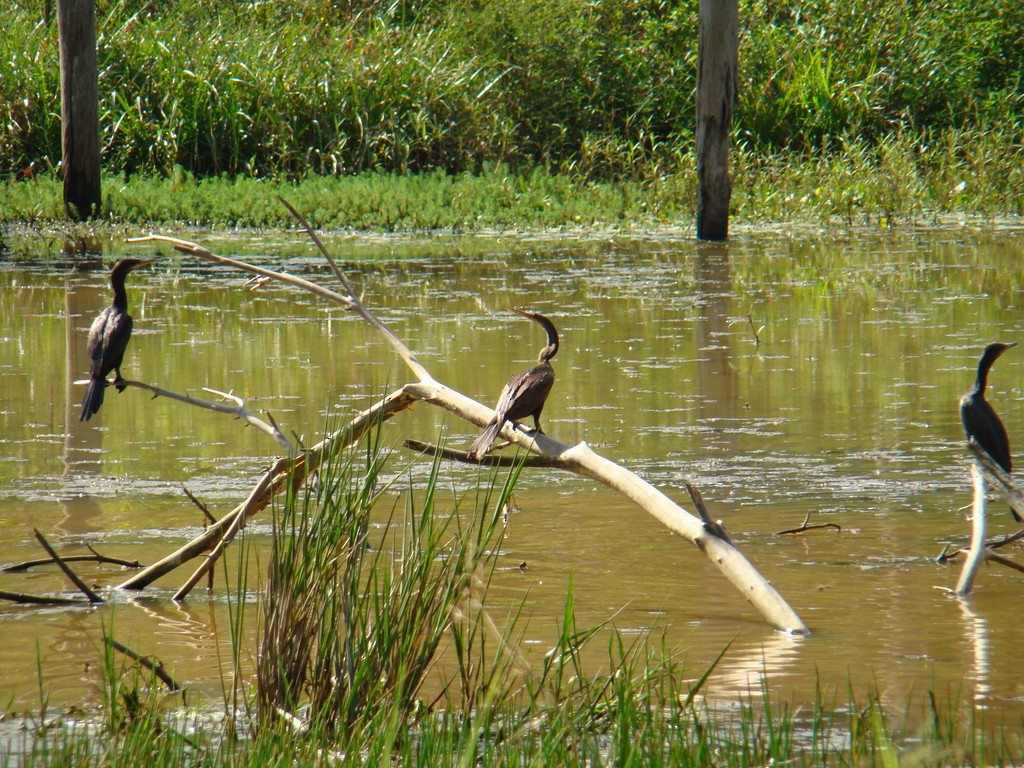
[695,0,737,241]
[57,0,101,220]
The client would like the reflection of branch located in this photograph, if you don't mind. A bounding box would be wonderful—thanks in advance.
[774,512,842,536]
[73,377,294,454]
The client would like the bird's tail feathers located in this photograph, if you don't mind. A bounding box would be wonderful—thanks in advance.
[79,377,105,422]
[467,420,503,461]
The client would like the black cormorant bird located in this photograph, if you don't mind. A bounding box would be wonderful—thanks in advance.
[959,341,1020,522]
[79,258,155,422]
[467,310,559,461]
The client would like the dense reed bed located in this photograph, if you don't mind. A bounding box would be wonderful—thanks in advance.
[1,0,1022,229]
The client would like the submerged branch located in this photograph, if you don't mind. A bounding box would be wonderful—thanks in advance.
[774,511,842,536]
[0,590,89,605]
[106,637,182,692]
[33,529,103,603]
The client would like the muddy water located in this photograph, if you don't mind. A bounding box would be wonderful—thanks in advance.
[2,228,1024,723]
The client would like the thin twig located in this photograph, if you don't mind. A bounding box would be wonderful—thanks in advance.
[936,543,1024,574]
[746,313,763,347]
[775,511,842,535]
[181,485,217,525]
[33,529,103,603]
[72,377,294,454]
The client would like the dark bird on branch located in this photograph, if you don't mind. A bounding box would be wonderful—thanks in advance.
[79,258,155,422]
[959,341,1021,522]
[467,310,559,461]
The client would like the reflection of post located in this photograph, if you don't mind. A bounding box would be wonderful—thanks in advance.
[694,245,738,430]
[957,600,991,709]
[63,275,104,478]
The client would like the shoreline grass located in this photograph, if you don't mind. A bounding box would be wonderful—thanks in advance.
[1,128,1022,241]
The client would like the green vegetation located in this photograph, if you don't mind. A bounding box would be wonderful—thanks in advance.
[4,433,1018,766]
[1,0,1022,229]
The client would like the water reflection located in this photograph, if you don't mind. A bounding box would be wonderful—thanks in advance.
[958,600,991,710]
[694,244,739,439]
[2,229,1024,727]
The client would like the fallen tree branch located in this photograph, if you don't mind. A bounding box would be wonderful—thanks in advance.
[969,441,1024,523]
[123,226,808,633]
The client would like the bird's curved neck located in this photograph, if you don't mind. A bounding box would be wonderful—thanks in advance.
[974,353,998,394]
[111,280,129,311]
[537,340,558,364]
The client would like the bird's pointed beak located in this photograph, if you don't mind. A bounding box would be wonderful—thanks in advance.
[132,258,158,270]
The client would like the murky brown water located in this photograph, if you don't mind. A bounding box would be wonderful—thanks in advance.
[3,227,1024,725]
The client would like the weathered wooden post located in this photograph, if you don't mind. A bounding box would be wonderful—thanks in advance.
[57,0,101,220]
[695,0,737,241]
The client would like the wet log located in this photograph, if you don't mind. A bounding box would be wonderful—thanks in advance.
[695,0,737,240]
[57,0,101,219]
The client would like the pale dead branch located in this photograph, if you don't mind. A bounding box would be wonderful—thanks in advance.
[72,377,294,454]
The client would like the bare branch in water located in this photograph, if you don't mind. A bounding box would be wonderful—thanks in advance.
[33,529,103,603]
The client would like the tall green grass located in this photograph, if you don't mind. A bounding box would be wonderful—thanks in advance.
[2,0,1021,182]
